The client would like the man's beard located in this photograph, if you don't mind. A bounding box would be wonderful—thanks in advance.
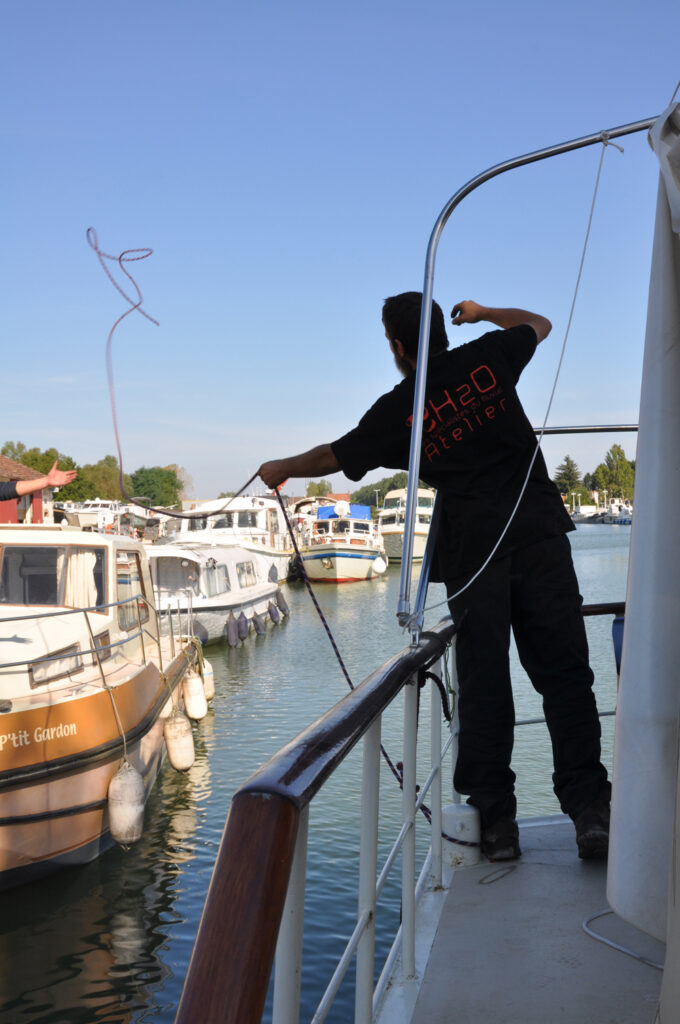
[393,352,412,378]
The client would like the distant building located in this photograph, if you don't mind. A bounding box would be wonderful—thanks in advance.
[0,455,57,525]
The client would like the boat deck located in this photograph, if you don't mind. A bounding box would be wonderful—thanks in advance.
[383,817,664,1024]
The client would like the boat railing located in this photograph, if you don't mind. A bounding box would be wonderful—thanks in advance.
[176,599,622,1023]
[0,593,185,678]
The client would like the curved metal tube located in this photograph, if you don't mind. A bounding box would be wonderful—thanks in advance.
[398,115,657,635]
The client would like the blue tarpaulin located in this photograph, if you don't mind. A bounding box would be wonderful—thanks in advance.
[317,504,371,520]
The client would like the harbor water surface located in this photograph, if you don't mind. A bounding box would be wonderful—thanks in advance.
[0,525,630,1023]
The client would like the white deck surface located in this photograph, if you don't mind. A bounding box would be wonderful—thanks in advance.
[408,817,664,1024]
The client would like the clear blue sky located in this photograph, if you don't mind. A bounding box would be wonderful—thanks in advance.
[2,1,678,498]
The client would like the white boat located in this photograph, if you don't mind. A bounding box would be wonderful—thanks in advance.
[167,495,295,583]
[377,487,435,562]
[146,541,288,645]
[298,501,388,582]
[173,107,680,1023]
[0,523,203,891]
[603,500,633,524]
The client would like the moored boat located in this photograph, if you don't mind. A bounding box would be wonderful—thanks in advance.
[0,523,203,890]
[167,494,296,583]
[299,501,388,582]
[377,487,435,562]
[146,541,288,645]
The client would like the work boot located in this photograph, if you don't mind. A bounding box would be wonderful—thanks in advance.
[481,818,521,861]
[574,799,610,860]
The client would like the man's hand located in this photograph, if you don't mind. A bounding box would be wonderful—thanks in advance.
[258,460,291,490]
[450,300,486,326]
[450,301,551,343]
[45,461,78,488]
[258,444,340,490]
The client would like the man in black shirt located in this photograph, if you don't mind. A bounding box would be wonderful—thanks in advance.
[259,293,610,861]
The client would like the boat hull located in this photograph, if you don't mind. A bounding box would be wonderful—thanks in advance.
[380,527,429,563]
[0,645,193,890]
[159,587,282,643]
[301,545,388,582]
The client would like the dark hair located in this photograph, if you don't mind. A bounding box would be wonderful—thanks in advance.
[382,291,449,359]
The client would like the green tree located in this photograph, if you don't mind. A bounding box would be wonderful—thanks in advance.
[553,455,583,496]
[130,465,183,506]
[1,441,27,462]
[590,444,635,500]
[76,456,134,500]
[307,479,333,497]
[351,471,416,507]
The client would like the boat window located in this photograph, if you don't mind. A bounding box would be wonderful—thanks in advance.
[381,514,396,526]
[116,551,149,630]
[417,514,430,524]
[151,558,201,597]
[209,515,230,529]
[237,511,258,529]
[204,563,231,596]
[315,522,330,534]
[188,516,208,533]
[419,497,434,508]
[0,545,106,609]
[235,561,257,588]
[354,522,370,533]
[333,520,349,534]
[384,497,402,509]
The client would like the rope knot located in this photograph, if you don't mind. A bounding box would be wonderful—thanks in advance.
[599,131,624,154]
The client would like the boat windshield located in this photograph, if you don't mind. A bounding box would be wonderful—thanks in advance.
[0,545,106,609]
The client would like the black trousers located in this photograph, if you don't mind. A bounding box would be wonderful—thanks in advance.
[447,534,610,830]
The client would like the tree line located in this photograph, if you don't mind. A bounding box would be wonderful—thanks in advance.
[2,441,187,507]
[553,444,635,502]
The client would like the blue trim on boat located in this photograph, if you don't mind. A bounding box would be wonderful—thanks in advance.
[302,552,380,562]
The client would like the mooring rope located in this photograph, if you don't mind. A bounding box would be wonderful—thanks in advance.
[87,227,259,522]
[271,486,436,802]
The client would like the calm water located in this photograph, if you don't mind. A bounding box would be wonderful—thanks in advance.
[0,525,630,1023]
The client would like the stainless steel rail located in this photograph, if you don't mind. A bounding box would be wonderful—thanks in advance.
[397,116,657,636]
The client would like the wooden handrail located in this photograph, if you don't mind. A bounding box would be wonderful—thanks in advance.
[582,601,625,616]
[175,791,299,1024]
[240,620,456,809]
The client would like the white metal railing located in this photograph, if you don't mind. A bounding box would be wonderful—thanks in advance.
[271,640,458,1024]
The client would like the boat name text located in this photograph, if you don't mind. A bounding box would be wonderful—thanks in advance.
[0,722,78,750]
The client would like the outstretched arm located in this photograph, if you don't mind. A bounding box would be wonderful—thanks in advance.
[258,444,340,490]
[450,300,552,343]
[14,461,78,497]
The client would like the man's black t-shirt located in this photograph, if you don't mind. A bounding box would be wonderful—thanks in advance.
[330,324,574,581]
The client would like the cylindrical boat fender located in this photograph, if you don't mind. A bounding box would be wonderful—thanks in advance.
[237,611,250,641]
[226,612,239,647]
[275,589,290,616]
[108,760,145,847]
[183,671,208,720]
[268,600,280,624]
[164,709,195,771]
[252,611,266,635]
[202,659,215,701]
